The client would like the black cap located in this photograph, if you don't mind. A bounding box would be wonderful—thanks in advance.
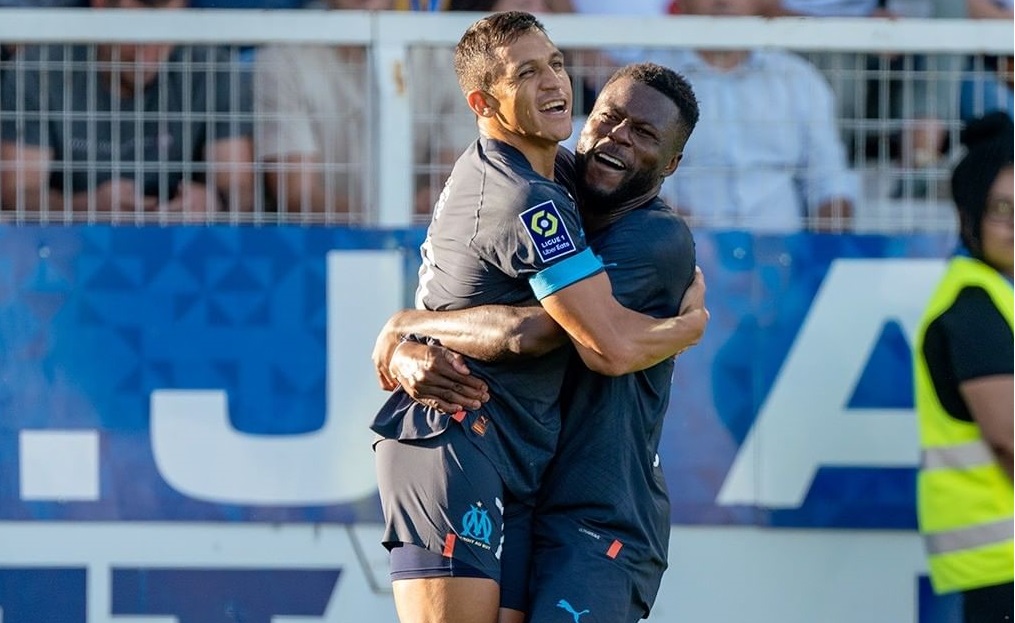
[951,112,1013,258]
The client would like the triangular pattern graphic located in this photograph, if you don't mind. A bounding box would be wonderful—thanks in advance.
[846,319,913,409]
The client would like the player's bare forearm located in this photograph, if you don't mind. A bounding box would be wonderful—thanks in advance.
[386,306,564,362]
[569,306,708,375]
[371,305,566,390]
[541,268,709,376]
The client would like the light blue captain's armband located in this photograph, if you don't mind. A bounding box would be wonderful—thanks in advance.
[529,247,605,300]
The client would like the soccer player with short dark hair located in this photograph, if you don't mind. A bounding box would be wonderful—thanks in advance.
[374,61,703,622]
[369,12,706,623]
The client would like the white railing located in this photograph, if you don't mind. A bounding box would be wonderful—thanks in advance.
[0,9,1010,230]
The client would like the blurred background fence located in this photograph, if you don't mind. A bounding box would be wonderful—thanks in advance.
[0,9,1010,230]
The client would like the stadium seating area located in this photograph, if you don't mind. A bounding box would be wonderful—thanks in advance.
[0,4,1010,231]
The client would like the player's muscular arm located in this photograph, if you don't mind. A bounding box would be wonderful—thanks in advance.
[372,305,566,387]
[541,267,708,377]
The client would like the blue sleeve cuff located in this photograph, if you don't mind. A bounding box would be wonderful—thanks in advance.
[529,247,604,300]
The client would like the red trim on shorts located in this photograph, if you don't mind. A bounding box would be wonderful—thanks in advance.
[451,411,466,422]
[606,539,623,559]
[443,533,457,557]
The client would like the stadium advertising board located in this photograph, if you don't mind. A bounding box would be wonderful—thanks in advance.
[0,226,959,622]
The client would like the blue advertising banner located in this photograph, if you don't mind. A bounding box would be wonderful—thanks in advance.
[664,232,952,529]
[0,226,953,529]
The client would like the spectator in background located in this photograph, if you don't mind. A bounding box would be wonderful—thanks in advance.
[0,41,8,84]
[540,0,675,117]
[0,0,84,5]
[394,0,447,8]
[189,0,304,7]
[0,0,255,220]
[775,0,951,191]
[254,0,473,222]
[449,0,548,12]
[187,0,310,66]
[647,0,857,232]
[0,0,88,99]
[959,0,1013,122]
[914,111,1013,623]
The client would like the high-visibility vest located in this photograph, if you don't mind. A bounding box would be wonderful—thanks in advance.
[914,255,1014,594]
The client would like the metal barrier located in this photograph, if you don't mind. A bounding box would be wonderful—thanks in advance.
[0,9,1010,230]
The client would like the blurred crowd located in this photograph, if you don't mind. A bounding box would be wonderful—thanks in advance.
[0,0,1011,229]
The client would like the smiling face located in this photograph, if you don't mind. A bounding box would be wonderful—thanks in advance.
[481,29,573,148]
[981,165,1014,277]
[575,76,683,213]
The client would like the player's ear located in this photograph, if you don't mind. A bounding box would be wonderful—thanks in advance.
[467,91,497,118]
[662,152,682,178]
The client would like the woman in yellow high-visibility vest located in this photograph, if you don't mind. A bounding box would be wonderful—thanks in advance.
[914,111,1013,623]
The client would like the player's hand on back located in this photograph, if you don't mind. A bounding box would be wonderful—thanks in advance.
[389,341,489,414]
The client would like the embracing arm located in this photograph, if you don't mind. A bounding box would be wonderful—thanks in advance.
[376,268,707,409]
[371,305,565,412]
[383,305,565,361]
[540,266,708,377]
[371,304,566,390]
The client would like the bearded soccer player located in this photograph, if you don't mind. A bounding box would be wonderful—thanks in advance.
[369,13,705,623]
[374,62,703,622]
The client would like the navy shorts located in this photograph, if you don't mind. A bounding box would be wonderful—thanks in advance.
[526,515,662,623]
[374,421,532,610]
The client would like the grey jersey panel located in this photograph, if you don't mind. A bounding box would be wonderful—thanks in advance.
[415,139,587,310]
[536,198,696,605]
[373,138,593,501]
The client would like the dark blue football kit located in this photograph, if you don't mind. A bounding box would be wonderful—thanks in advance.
[526,191,696,623]
[371,138,603,597]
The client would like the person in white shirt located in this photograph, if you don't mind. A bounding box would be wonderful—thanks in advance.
[648,0,857,232]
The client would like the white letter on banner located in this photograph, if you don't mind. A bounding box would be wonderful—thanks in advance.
[150,250,402,505]
[717,258,945,508]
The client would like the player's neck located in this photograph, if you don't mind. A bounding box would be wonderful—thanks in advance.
[582,191,656,233]
[482,128,558,179]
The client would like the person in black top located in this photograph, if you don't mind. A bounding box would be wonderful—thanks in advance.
[914,111,1013,623]
[373,63,702,623]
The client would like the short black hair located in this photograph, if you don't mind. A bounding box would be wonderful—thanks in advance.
[453,11,548,94]
[602,62,699,150]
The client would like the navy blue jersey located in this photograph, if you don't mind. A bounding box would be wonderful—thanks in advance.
[372,138,603,501]
[534,197,696,609]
